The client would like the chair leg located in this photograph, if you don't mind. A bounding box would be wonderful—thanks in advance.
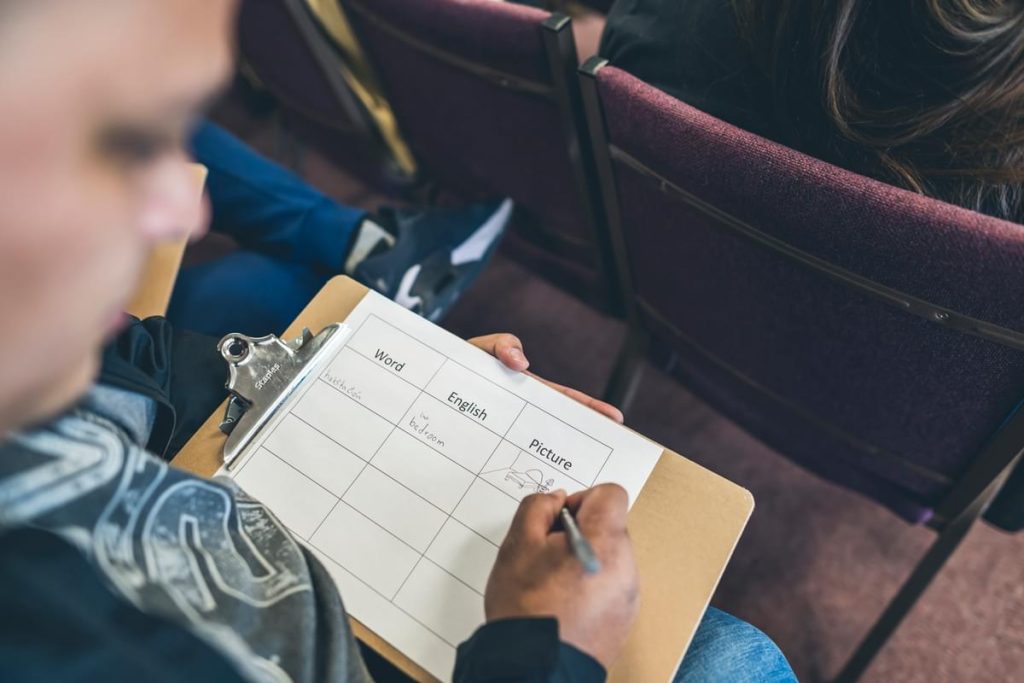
[832,493,989,682]
[603,327,647,414]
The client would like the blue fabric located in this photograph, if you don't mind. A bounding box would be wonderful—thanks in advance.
[172,252,326,337]
[169,121,366,336]
[675,607,796,683]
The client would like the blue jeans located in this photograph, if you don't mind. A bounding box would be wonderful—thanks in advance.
[168,121,367,337]
[675,607,796,682]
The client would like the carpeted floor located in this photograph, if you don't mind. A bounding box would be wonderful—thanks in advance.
[213,108,1024,683]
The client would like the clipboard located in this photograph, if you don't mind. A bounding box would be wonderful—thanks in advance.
[171,275,753,683]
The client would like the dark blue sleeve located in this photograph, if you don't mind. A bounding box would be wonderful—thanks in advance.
[454,618,606,682]
[0,528,249,683]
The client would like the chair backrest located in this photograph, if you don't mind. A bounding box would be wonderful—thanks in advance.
[338,0,619,311]
[238,0,367,133]
[581,61,1024,525]
[236,0,415,187]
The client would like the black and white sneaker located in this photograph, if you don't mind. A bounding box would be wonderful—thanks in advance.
[354,198,513,321]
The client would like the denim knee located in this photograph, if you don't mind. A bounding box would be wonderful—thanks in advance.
[673,607,796,683]
[170,251,326,337]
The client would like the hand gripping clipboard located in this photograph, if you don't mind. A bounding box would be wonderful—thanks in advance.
[171,276,754,683]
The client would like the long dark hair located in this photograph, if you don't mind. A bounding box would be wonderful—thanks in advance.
[732,0,1024,221]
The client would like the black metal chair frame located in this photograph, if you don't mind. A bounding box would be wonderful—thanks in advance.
[258,0,376,131]
[239,0,388,141]
[235,0,424,190]
[339,0,623,313]
[579,55,1024,683]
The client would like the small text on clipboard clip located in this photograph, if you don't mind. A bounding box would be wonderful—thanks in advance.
[217,323,351,470]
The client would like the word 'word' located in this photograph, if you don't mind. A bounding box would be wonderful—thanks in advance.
[374,349,405,372]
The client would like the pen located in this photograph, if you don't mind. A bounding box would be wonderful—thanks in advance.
[560,507,601,574]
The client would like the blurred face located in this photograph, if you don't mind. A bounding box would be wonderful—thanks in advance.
[0,0,235,435]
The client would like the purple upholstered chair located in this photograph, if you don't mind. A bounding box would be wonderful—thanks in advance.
[235,0,413,190]
[337,0,620,311]
[580,59,1024,682]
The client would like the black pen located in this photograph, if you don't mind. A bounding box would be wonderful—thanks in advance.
[560,507,601,574]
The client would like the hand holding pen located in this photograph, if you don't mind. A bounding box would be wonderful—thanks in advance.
[484,485,639,670]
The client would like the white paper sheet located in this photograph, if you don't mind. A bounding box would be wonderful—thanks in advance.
[222,291,663,681]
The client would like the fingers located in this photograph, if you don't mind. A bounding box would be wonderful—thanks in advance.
[465,334,624,423]
[565,484,629,536]
[527,373,625,424]
[467,333,529,372]
[504,489,567,545]
[495,334,529,371]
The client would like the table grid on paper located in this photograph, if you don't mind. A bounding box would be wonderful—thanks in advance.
[230,312,617,654]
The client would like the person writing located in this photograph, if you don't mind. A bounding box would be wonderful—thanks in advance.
[0,1,792,681]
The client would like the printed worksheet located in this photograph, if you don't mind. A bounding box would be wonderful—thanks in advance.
[222,291,663,681]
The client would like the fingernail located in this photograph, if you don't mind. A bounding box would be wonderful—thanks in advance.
[508,348,524,361]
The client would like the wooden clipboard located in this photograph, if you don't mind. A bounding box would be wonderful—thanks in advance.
[171,275,753,683]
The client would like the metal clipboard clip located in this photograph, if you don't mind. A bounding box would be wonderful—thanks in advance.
[217,323,352,470]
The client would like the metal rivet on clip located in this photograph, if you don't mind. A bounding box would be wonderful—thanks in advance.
[223,337,249,362]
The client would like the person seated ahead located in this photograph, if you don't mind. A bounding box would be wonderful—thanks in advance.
[601,0,1024,223]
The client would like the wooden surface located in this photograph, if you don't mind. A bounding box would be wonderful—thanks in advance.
[124,164,207,319]
[171,276,753,683]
